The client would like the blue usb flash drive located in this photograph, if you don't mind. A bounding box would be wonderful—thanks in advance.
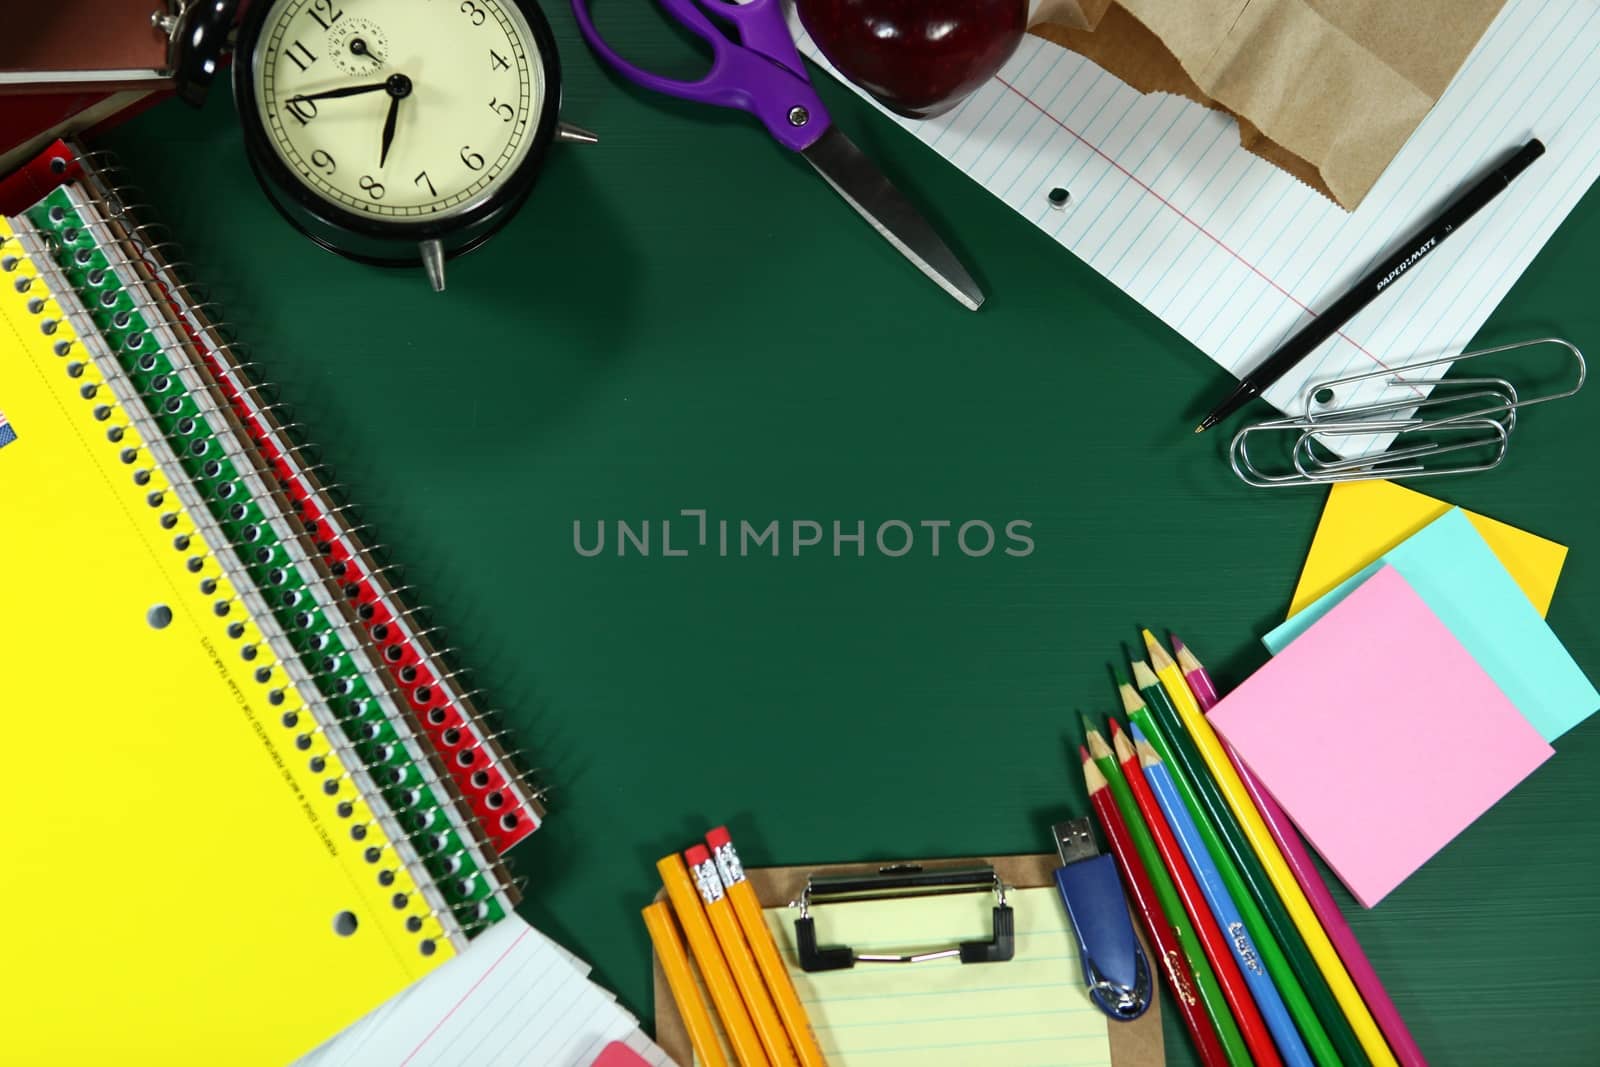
[1051,819,1152,1020]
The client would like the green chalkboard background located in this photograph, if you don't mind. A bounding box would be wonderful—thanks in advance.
[102,6,1599,1063]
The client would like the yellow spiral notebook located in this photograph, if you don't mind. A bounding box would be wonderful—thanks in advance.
[0,219,458,1062]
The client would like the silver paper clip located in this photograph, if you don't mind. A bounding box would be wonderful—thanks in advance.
[1229,337,1586,487]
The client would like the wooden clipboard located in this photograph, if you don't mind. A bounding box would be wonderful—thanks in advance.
[652,852,1165,1066]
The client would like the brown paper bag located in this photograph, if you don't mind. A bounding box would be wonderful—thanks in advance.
[1031,0,1506,209]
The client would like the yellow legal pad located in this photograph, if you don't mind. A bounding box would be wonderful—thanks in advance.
[764,887,1113,1067]
[1288,480,1568,618]
[0,228,451,1062]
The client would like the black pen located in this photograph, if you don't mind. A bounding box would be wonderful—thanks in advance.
[1195,138,1546,434]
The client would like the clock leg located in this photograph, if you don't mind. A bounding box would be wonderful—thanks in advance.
[420,239,446,293]
[557,122,600,145]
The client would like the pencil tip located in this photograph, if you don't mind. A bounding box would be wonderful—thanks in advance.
[1108,716,1125,737]
[1170,633,1186,653]
[1078,744,1092,762]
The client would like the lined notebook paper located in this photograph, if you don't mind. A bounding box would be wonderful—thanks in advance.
[297,916,674,1067]
[796,0,1600,424]
[764,887,1113,1066]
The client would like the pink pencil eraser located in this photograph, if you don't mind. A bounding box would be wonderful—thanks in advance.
[683,843,711,865]
[705,826,732,848]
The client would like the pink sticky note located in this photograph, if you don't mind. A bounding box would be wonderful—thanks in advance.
[1210,565,1553,907]
[591,1042,653,1067]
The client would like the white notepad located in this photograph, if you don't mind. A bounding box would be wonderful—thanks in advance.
[296,917,673,1067]
[795,0,1600,428]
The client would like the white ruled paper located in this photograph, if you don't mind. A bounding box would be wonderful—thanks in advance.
[795,0,1600,431]
[296,917,674,1067]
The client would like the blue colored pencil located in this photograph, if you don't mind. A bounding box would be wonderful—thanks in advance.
[1131,721,1315,1067]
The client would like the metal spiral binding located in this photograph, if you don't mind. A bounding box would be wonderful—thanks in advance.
[67,162,547,853]
[3,228,464,954]
[60,170,530,874]
[19,205,511,941]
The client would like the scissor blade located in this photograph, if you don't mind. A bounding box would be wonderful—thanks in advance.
[800,128,984,311]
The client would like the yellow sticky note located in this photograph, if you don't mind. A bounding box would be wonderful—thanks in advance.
[1289,481,1568,618]
[764,887,1112,1067]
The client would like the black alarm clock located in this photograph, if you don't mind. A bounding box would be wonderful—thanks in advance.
[232,0,591,290]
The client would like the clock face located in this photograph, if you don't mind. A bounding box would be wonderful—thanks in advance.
[251,0,546,223]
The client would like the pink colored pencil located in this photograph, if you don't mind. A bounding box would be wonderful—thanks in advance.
[1174,635,1429,1067]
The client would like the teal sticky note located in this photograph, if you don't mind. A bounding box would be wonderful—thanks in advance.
[1265,508,1599,741]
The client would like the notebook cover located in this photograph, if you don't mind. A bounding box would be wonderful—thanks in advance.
[0,0,169,82]
[0,219,453,1063]
[650,853,1163,1067]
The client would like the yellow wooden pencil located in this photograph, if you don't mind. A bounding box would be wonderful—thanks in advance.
[707,828,829,1067]
[659,853,771,1067]
[1140,631,1397,1067]
[687,845,798,1067]
[643,901,732,1067]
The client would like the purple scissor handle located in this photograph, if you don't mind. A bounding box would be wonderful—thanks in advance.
[571,0,831,153]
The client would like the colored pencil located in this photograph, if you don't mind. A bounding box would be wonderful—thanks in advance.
[643,901,733,1067]
[1131,720,1315,1067]
[686,845,798,1067]
[1141,630,1396,1067]
[1082,744,1229,1067]
[1084,717,1246,1066]
[1112,720,1282,1067]
[658,852,771,1067]
[1131,660,1368,1067]
[706,828,829,1067]
[1177,637,1430,1067]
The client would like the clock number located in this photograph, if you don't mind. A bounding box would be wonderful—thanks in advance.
[307,0,344,31]
[490,48,510,71]
[358,175,386,199]
[285,39,318,72]
[489,98,515,123]
[285,95,318,125]
[460,147,486,171]
[414,171,437,197]
[460,1,486,25]
[311,150,336,176]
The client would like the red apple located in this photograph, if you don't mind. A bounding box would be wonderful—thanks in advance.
[797,0,1028,119]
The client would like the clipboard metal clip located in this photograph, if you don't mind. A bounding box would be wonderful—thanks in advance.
[791,863,1015,973]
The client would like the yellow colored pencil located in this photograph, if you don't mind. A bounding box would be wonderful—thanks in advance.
[707,828,829,1067]
[659,853,772,1067]
[687,844,798,1067]
[1141,630,1397,1067]
[643,901,732,1067]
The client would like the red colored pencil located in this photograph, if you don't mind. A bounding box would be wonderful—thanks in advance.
[1083,745,1229,1067]
[1176,635,1430,1067]
[1111,720,1283,1067]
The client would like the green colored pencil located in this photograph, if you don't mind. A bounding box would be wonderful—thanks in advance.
[1120,678,1342,1067]
[1081,714,1251,1067]
[1131,661,1373,1067]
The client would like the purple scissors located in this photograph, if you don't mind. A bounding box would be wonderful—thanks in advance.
[570,0,984,310]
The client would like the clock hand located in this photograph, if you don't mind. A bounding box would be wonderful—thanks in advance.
[379,93,401,168]
[349,38,384,65]
[375,73,413,169]
[290,81,389,104]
